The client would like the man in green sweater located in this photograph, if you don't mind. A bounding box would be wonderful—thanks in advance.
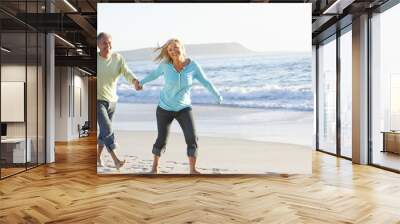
[97,32,141,169]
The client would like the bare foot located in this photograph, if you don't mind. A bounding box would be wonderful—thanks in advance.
[190,169,201,174]
[115,160,126,170]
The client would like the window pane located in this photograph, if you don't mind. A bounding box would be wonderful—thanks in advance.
[371,4,400,171]
[1,31,27,177]
[340,29,352,158]
[318,37,337,154]
[27,31,38,169]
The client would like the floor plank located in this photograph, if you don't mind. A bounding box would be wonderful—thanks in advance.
[1,135,400,223]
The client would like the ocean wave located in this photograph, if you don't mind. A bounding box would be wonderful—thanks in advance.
[117,84,313,111]
[118,53,313,111]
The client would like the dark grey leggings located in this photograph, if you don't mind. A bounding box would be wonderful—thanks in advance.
[152,106,198,157]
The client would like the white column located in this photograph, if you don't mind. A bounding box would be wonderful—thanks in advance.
[352,14,369,164]
[45,0,56,163]
[46,33,55,163]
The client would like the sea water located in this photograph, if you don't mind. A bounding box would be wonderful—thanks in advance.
[117,53,313,112]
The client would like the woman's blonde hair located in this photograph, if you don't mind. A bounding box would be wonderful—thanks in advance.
[154,38,187,63]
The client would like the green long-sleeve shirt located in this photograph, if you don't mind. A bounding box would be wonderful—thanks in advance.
[97,52,137,102]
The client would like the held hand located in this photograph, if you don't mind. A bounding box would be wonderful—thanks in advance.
[133,79,143,91]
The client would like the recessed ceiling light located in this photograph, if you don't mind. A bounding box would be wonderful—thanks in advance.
[323,0,355,15]
[1,47,11,53]
[78,67,92,76]
[54,34,75,48]
[63,0,78,12]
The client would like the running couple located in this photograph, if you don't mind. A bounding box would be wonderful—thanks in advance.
[97,32,223,174]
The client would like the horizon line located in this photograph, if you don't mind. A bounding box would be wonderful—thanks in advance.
[113,42,310,53]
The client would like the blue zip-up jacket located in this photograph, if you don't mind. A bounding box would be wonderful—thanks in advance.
[140,59,222,112]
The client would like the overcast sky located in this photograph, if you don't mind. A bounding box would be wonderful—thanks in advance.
[98,3,311,52]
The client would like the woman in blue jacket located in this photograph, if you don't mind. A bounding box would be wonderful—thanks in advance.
[138,38,223,174]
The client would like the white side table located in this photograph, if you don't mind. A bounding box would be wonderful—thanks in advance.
[1,138,31,163]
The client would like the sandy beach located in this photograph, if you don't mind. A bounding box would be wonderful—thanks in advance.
[98,103,313,174]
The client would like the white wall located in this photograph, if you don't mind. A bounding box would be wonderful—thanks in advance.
[55,66,70,141]
[1,65,27,139]
[54,67,89,141]
[71,71,89,138]
[1,64,46,164]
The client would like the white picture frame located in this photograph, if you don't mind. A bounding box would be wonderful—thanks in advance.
[1,81,25,122]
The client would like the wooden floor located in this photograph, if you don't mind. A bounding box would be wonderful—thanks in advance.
[1,167,26,178]
[373,151,400,171]
[1,135,400,224]
[1,163,44,178]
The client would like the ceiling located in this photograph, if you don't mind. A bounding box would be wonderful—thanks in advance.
[0,0,394,75]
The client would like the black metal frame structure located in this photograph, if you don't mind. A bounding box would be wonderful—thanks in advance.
[315,23,353,160]
[0,0,47,179]
[314,0,400,173]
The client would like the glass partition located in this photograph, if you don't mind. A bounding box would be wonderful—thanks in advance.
[317,36,337,154]
[339,28,352,158]
[1,31,28,178]
[0,1,46,179]
[371,3,400,171]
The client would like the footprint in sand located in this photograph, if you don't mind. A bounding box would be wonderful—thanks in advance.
[212,168,221,174]
[101,168,112,172]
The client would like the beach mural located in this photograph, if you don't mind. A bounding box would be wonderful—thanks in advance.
[97,3,313,174]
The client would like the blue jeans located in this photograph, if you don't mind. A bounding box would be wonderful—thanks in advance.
[97,100,117,152]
